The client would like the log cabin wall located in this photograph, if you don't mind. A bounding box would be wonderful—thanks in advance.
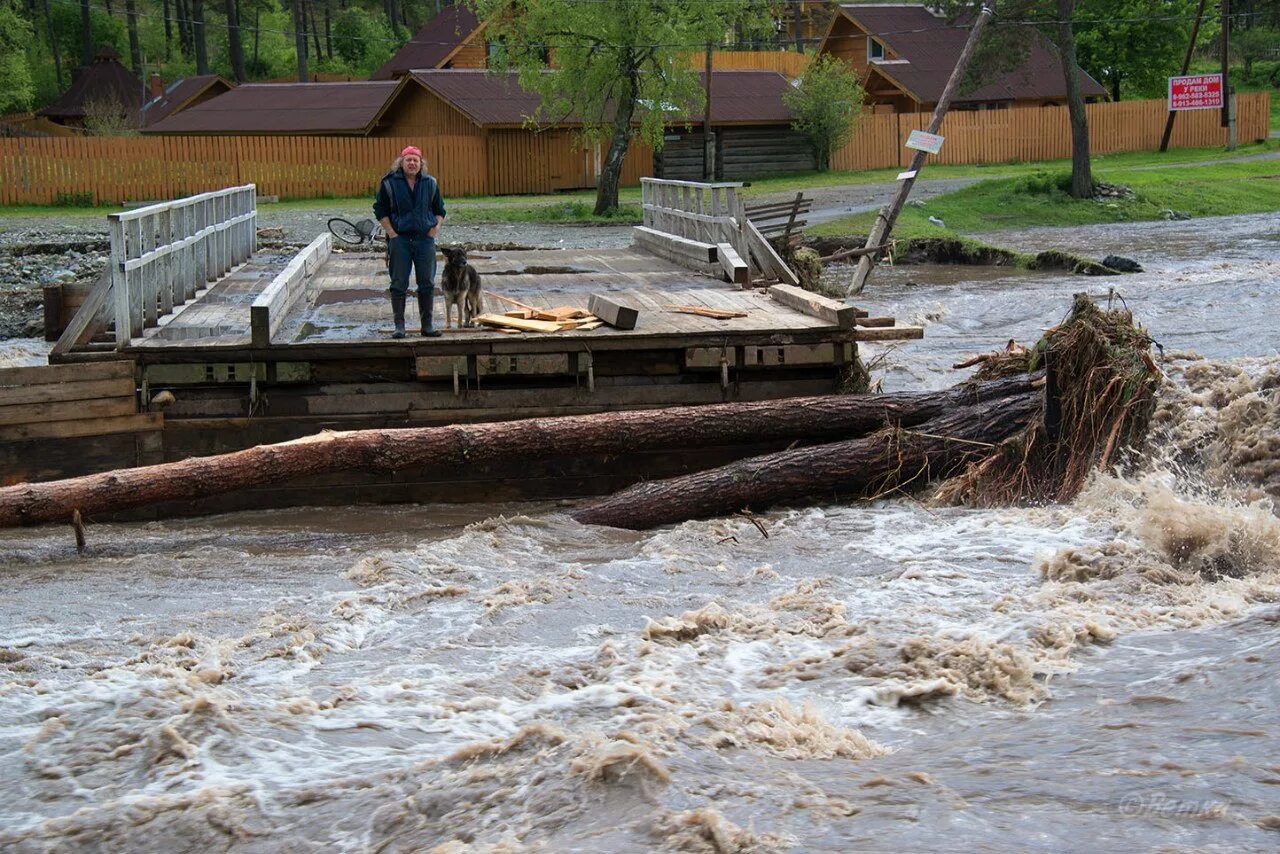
[654,126,816,181]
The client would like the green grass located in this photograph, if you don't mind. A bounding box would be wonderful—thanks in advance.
[811,158,1280,238]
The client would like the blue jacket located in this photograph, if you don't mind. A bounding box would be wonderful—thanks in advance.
[373,169,447,236]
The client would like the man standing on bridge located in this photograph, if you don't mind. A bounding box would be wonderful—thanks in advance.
[374,146,447,338]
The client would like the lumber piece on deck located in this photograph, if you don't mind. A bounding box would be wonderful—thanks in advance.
[0,374,1040,527]
[856,317,896,328]
[572,392,1041,530]
[485,291,540,312]
[633,226,718,265]
[475,313,562,334]
[768,284,858,329]
[588,294,640,330]
[665,305,748,320]
[250,232,332,347]
[715,242,749,285]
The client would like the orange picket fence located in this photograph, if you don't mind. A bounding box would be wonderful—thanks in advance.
[0,92,1269,205]
[831,91,1271,171]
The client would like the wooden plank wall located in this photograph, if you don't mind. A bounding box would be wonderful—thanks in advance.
[678,50,812,78]
[0,361,160,444]
[0,93,1268,204]
[831,91,1272,171]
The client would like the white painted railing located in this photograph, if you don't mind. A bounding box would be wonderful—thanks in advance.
[640,177,750,266]
[110,184,257,347]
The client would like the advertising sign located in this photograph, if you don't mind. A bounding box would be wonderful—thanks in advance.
[1168,74,1224,111]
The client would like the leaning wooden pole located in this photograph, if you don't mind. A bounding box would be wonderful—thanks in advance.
[1158,0,1207,152]
[849,4,993,295]
[0,376,1038,528]
[573,392,1042,531]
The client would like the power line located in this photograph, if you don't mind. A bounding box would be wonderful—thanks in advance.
[35,0,1276,54]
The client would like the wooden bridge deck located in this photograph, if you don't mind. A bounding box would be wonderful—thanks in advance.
[124,246,855,357]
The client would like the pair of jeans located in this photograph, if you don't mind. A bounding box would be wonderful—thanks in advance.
[387,235,436,295]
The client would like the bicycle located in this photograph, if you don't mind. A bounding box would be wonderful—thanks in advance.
[327,217,384,247]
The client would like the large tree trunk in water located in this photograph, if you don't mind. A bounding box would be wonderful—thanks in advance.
[192,0,210,74]
[293,0,309,81]
[125,0,142,79]
[573,393,1042,530]
[1056,0,1093,198]
[225,0,246,82]
[0,376,1038,528]
[595,73,637,215]
[78,0,92,66]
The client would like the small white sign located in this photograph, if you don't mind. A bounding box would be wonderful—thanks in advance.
[897,169,918,180]
[905,130,945,154]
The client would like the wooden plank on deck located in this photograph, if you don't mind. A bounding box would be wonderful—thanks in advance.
[768,284,857,329]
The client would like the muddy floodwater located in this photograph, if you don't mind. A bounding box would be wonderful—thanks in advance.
[3,214,1280,852]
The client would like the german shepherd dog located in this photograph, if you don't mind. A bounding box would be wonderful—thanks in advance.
[439,246,483,328]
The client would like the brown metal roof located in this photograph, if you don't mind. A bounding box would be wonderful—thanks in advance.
[142,81,402,134]
[835,4,1106,104]
[370,5,483,80]
[410,70,795,127]
[37,49,145,121]
[141,75,234,127]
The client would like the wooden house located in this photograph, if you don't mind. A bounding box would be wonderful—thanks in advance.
[817,3,1106,113]
[141,73,235,128]
[370,4,488,79]
[36,48,145,129]
[143,70,814,189]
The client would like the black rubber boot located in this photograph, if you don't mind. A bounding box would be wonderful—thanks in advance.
[418,285,441,337]
[391,291,406,339]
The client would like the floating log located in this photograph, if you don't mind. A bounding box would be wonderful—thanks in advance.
[572,393,1042,530]
[0,375,1038,528]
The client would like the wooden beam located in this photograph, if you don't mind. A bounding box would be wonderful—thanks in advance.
[0,412,162,442]
[741,218,800,286]
[768,284,857,329]
[0,360,133,387]
[587,294,640,330]
[632,225,718,264]
[855,325,925,342]
[0,396,137,427]
[50,269,112,357]
[715,242,748,285]
[475,313,562,334]
[250,232,332,348]
[0,377,136,407]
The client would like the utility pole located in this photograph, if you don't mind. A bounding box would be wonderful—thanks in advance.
[1221,0,1237,150]
[703,41,715,181]
[850,4,993,296]
[1159,0,1206,152]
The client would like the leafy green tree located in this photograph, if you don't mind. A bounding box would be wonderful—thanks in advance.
[784,53,866,171]
[0,0,35,113]
[1234,25,1280,77]
[470,0,778,214]
[1074,0,1198,101]
[947,0,1094,198]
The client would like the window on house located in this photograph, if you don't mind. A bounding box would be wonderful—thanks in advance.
[867,37,885,61]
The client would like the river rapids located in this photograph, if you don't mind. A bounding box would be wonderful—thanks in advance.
[2,214,1278,852]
